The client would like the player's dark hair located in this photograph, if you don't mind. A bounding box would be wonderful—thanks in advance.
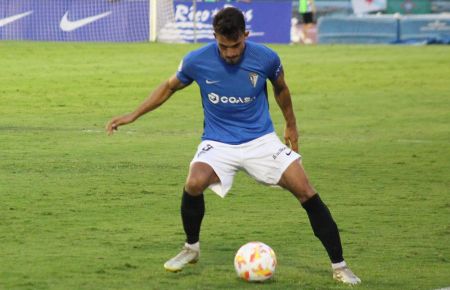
[213,7,245,40]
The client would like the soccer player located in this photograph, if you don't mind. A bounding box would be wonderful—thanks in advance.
[298,0,316,44]
[106,7,361,285]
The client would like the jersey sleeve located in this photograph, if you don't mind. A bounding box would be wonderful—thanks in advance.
[267,51,283,82]
[176,55,194,85]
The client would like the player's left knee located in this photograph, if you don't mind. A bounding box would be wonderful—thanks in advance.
[292,185,316,203]
[297,192,315,203]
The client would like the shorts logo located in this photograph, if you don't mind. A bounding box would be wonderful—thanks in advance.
[198,144,213,157]
[272,147,288,160]
[207,92,255,105]
[249,72,258,88]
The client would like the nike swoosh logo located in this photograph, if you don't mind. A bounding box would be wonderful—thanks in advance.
[0,11,33,27]
[286,150,292,156]
[206,80,220,84]
[60,11,111,32]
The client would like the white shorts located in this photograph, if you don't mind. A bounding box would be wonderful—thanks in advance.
[190,132,301,198]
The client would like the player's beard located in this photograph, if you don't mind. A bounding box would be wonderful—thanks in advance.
[223,54,242,64]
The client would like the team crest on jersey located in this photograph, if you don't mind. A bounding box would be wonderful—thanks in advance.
[249,72,258,88]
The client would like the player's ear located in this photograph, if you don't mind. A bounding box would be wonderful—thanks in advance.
[213,32,217,39]
[244,31,249,39]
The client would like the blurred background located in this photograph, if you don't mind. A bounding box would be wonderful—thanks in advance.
[290,0,450,44]
[1,0,449,45]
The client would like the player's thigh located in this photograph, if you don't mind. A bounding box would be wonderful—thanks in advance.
[278,161,316,203]
[185,162,220,195]
[243,133,300,185]
[189,140,241,197]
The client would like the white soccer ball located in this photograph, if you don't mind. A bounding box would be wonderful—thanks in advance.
[234,241,277,282]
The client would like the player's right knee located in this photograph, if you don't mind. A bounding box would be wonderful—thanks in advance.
[185,177,208,196]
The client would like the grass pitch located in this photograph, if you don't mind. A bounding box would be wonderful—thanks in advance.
[0,41,449,290]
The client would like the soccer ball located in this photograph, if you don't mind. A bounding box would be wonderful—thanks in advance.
[234,241,277,282]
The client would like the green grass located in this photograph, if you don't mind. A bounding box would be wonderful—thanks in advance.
[0,41,449,290]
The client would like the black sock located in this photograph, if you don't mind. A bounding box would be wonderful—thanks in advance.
[181,189,205,244]
[301,194,344,263]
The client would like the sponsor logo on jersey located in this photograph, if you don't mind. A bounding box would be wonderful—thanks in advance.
[208,93,255,105]
[249,72,258,88]
[60,11,112,32]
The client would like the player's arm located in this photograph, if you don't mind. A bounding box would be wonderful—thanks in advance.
[270,71,299,152]
[106,74,189,135]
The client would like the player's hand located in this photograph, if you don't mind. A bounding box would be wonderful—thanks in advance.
[284,124,299,153]
[106,114,135,135]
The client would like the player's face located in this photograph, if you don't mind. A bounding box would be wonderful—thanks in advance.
[215,31,249,64]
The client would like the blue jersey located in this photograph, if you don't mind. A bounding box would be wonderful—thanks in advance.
[176,41,283,144]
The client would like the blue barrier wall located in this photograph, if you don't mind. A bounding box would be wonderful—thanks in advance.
[400,15,450,43]
[318,14,450,44]
[318,16,399,44]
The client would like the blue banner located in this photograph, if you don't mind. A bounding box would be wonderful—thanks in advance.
[0,0,290,43]
[317,16,399,44]
[318,14,450,44]
[400,15,450,44]
[0,0,148,42]
[170,2,291,43]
